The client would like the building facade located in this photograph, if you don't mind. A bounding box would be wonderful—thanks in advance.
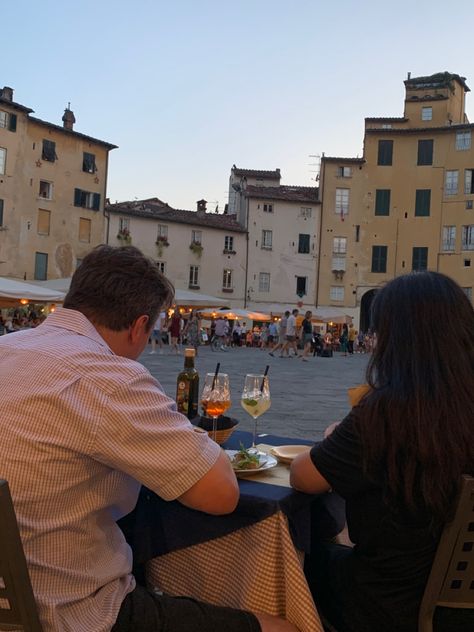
[106,198,247,306]
[319,72,474,328]
[0,86,116,280]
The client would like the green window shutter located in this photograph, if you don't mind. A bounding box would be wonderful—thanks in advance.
[377,140,393,166]
[8,114,17,132]
[74,188,83,207]
[0,199,3,226]
[371,245,387,273]
[375,189,391,216]
[417,140,433,166]
[92,193,101,211]
[412,247,428,270]
[415,190,431,216]
[298,234,310,253]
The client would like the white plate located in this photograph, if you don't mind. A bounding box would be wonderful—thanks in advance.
[225,450,278,475]
[270,445,311,464]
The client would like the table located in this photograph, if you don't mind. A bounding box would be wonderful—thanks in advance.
[119,431,345,632]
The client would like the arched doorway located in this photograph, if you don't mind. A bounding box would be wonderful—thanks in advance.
[360,289,377,333]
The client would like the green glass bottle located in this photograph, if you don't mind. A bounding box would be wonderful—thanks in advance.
[176,348,199,419]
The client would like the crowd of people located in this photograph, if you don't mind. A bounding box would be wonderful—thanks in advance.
[0,308,46,333]
[1,244,473,632]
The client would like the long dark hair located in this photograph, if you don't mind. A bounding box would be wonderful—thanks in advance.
[359,271,474,523]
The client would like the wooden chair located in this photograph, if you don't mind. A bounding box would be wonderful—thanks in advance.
[0,479,43,631]
[418,475,474,632]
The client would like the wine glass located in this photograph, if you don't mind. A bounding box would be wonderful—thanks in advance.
[241,374,271,451]
[201,373,231,442]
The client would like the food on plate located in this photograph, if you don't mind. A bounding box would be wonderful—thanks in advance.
[230,444,261,470]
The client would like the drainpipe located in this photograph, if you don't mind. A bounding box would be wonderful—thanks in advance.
[243,196,250,308]
[103,150,111,244]
[315,161,324,308]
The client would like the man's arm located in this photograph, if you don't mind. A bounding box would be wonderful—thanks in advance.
[178,450,239,515]
[290,451,331,495]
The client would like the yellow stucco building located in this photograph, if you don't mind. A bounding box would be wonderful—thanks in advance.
[319,71,474,329]
[0,86,116,280]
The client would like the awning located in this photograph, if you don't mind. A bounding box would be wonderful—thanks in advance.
[0,277,65,305]
[198,307,271,321]
[313,307,352,324]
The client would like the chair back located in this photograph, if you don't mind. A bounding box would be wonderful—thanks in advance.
[0,479,43,631]
[418,475,474,632]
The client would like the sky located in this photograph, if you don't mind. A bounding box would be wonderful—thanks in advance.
[4,0,474,210]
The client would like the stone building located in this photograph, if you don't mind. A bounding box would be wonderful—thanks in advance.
[319,72,474,328]
[0,86,116,280]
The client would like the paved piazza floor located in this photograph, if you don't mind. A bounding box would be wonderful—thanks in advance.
[139,344,369,441]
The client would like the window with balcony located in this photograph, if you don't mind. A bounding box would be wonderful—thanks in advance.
[34,252,48,280]
[371,245,387,273]
[417,139,434,166]
[37,209,51,236]
[415,189,431,217]
[298,234,310,253]
[333,237,347,254]
[445,170,459,196]
[74,188,101,210]
[259,272,270,292]
[335,188,349,217]
[82,152,97,173]
[222,268,233,290]
[42,139,57,162]
[79,217,91,243]
[375,189,390,216]
[261,230,272,249]
[39,180,53,199]
[461,225,474,251]
[377,140,393,166]
[119,217,130,232]
[189,265,199,288]
[0,110,16,131]
[330,286,344,301]
[442,226,456,252]
[157,224,168,238]
[412,247,428,271]
[191,229,202,244]
[456,131,471,151]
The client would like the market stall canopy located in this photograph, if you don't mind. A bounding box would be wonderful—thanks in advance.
[313,307,352,324]
[0,277,65,305]
[199,307,271,321]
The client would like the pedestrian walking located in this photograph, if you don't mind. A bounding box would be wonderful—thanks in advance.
[300,311,313,361]
[269,310,290,357]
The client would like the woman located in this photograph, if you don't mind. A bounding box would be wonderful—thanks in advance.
[339,322,348,356]
[168,310,182,355]
[290,272,474,632]
[300,311,313,361]
[184,311,201,355]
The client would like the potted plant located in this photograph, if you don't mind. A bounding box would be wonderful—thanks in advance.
[156,235,169,256]
[117,228,132,244]
[189,241,203,258]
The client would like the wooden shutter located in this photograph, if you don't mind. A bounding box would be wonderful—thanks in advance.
[92,193,101,211]
[8,114,17,132]
[37,209,50,235]
[79,218,91,242]
[371,245,387,273]
[74,188,83,207]
[415,190,431,216]
[34,252,48,280]
[375,189,391,216]
[412,247,428,270]
[377,140,393,166]
[417,140,433,166]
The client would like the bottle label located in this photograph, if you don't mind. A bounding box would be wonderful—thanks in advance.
[176,381,190,414]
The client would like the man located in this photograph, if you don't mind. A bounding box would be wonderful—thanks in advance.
[348,323,356,355]
[0,246,295,632]
[282,309,300,357]
[149,309,166,354]
[269,310,290,357]
[214,314,229,350]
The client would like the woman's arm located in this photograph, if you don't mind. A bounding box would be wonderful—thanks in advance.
[290,452,331,494]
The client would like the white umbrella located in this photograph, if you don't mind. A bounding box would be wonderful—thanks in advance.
[0,277,65,303]
[199,307,271,321]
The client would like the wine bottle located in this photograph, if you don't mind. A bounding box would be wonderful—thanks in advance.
[176,348,199,419]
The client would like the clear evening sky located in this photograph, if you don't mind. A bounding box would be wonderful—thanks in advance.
[3,0,474,210]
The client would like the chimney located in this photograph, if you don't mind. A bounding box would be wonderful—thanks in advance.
[196,199,207,217]
[62,103,76,131]
[407,72,411,80]
[1,86,14,102]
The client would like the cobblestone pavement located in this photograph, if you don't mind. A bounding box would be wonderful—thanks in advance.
[139,344,369,441]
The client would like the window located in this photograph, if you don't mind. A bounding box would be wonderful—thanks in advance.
[464,259,471,267]
[261,229,272,249]
[37,209,51,236]
[263,203,273,213]
[337,166,352,177]
[417,139,433,166]
[42,139,57,162]
[442,226,456,251]
[461,225,474,250]
[456,131,471,151]
[464,169,474,194]
[74,188,100,210]
[0,147,6,174]
[462,287,472,302]
[191,230,202,244]
[300,207,312,218]
[335,188,349,216]
[421,107,432,121]
[82,152,97,173]
[375,189,390,216]
[445,170,459,195]
[381,124,392,129]
[189,265,199,288]
[415,189,431,217]
[298,234,310,254]
[296,276,307,297]
[39,180,53,199]
[330,286,344,301]
[333,237,347,254]
[467,200,474,210]
[34,252,48,280]
[355,225,360,242]
[79,217,91,243]
[0,199,3,226]
[259,272,270,292]
[224,235,234,252]
[412,247,428,271]
[332,255,346,271]
[377,140,393,166]
[156,261,166,274]
[222,268,233,289]
[0,110,16,131]
[371,245,388,273]
[157,224,168,238]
